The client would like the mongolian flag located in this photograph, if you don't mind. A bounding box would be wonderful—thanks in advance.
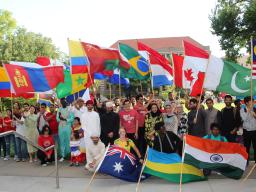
[3,64,64,94]
[0,67,34,98]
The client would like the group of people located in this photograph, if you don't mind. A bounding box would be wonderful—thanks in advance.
[0,91,255,174]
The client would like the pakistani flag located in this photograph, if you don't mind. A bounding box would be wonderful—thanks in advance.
[204,56,255,96]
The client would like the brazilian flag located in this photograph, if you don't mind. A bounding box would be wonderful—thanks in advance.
[119,43,150,80]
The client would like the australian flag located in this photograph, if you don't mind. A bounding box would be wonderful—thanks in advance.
[98,145,146,182]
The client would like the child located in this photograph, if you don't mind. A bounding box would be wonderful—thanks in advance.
[203,123,227,176]
[70,132,83,166]
[204,123,227,142]
[72,117,85,161]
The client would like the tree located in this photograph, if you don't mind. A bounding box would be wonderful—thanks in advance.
[0,9,16,44]
[210,0,256,61]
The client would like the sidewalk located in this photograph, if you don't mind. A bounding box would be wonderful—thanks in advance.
[0,159,255,192]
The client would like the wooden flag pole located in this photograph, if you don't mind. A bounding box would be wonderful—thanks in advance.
[179,135,187,192]
[242,163,256,182]
[136,146,149,192]
[109,82,112,100]
[250,37,254,106]
[85,145,110,192]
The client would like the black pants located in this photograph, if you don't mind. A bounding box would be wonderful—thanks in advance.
[0,137,6,157]
[37,150,54,165]
[138,127,146,158]
[243,129,256,162]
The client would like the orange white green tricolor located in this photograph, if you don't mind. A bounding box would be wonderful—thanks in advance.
[184,135,248,179]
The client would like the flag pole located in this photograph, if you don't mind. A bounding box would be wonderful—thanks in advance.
[179,135,187,192]
[140,80,143,93]
[171,52,176,87]
[85,144,110,192]
[194,53,211,123]
[117,42,122,98]
[250,37,254,106]
[136,145,149,192]
[109,82,112,100]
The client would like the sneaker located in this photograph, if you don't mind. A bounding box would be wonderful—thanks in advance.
[3,157,9,161]
[29,159,33,163]
[69,163,74,167]
[16,159,21,162]
[75,162,79,167]
[33,159,38,162]
[42,164,47,167]
[14,156,18,161]
[22,159,26,162]
[59,158,64,162]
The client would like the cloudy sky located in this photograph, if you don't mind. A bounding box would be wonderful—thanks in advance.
[1,0,225,56]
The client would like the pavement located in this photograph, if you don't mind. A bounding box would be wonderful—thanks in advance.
[0,158,255,192]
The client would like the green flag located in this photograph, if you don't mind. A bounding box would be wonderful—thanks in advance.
[204,56,256,96]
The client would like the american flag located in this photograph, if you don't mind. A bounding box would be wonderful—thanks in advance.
[107,145,137,165]
[252,39,256,79]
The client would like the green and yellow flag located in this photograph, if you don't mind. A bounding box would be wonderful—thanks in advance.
[56,70,87,98]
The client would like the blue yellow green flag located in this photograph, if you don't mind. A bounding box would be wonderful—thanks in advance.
[119,43,150,80]
[143,148,205,183]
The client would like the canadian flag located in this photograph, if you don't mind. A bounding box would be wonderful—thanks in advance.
[174,41,209,96]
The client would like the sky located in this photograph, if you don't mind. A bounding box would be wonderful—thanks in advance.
[1,0,225,57]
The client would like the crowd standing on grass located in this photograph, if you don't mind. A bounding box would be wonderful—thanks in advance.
[0,91,255,174]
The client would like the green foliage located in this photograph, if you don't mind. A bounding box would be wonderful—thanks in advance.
[0,9,67,63]
[210,0,256,61]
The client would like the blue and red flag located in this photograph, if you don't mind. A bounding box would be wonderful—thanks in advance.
[98,145,147,182]
[4,64,64,94]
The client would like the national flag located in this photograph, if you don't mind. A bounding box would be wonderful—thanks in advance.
[138,42,173,87]
[183,41,209,96]
[184,135,248,179]
[204,56,256,96]
[119,43,150,80]
[68,39,89,74]
[66,89,86,104]
[0,67,34,98]
[4,64,64,94]
[56,70,88,99]
[143,148,205,183]
[172,53,184,88]
[36,56,51,66]
[37,93,53,106]
[108,69,130,87]
[251,39,256,79]
[81,42,130,75]
[98,145,144,182]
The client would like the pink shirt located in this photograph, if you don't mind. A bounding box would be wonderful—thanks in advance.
[133,104,147,128]
[119,109,138,133]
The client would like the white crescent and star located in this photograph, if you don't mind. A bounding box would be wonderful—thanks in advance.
[231,71,250,93]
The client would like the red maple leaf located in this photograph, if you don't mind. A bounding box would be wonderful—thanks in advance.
[184,68,194,83]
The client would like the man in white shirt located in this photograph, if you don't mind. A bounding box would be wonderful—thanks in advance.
[37,103,49,133]
[85,135,105,172]
[81,100,101,147]
[72,98,87,119]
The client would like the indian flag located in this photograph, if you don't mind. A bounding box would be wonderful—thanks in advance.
[143,148,205,183]
[184,135,248,179]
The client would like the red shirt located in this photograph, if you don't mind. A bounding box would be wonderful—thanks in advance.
[119,109,138,134]
[133,103,147,128]
[3,117,15,132]
[46,112,58,135]
[38,135,54,156]
[0,118,4,133]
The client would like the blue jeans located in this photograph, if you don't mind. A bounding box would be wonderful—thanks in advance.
[5,135,17,157]
[15,137,27,160]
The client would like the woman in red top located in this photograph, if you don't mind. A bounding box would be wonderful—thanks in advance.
[4,109,17,160]
[37,125,55,166]
[0,111,6,158]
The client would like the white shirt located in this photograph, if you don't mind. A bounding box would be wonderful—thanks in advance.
[81,110,101,138]
[86,141,105,163]
[72,106,87,119]
[15,117,26,136]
